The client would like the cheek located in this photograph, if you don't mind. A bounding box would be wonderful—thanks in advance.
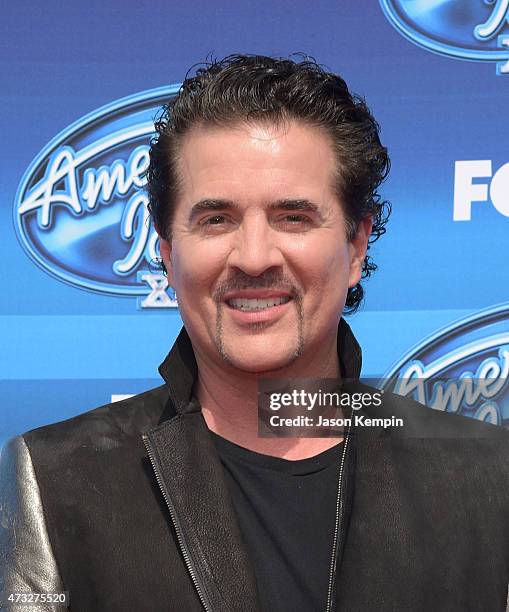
[287,236,351,290]
[171,239,229,294]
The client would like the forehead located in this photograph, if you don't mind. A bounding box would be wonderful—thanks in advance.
[175,119,338,205]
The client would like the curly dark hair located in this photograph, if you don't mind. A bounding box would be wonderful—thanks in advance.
[146,54,391,313]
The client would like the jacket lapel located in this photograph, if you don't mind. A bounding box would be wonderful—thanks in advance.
[144,411,261,611]
[145,327,261,611]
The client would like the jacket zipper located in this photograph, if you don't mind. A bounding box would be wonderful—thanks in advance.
[325,426,351,612]
[142,433,213,612]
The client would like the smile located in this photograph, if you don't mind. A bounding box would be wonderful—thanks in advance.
[226,296,292,311]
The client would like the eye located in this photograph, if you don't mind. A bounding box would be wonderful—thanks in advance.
[276,214,314,231]
[197,214,236,234]
[285,214,309,223]
[202,215,226,225]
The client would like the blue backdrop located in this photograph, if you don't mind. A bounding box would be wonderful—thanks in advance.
[2,0,509,447]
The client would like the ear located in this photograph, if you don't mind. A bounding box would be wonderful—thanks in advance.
[348,216,373,288]
[157,231,175,288]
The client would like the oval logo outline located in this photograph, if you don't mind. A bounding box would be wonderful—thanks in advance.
[14,84,181,296]
[379,0,509,64]
[381,302,509,427]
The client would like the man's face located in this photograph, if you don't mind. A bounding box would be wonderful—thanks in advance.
[159,120,371,373]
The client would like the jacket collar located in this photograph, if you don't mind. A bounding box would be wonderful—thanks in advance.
[157,317,363,420]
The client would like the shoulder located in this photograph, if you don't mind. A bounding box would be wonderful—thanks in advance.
[13,384,170,465]
[0,385,171,518]
[344,382,509,499]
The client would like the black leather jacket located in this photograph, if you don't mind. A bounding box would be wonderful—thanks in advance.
[1,319,508,611]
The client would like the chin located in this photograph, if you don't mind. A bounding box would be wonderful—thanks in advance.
[218,339,301,374]
[227,354,300,374]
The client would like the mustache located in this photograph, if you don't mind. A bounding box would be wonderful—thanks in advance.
[213,269,302,301]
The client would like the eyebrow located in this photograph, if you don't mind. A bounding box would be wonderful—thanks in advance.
[188,198,325,224]
[188,199,236,224]
[267,199,325,221]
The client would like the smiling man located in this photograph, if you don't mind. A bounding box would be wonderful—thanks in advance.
[158,117,372,458]
[2,55,509,612]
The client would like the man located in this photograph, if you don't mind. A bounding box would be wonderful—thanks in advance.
[1,55,508,612]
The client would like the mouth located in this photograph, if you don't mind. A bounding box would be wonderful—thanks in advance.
[226,296,292,311]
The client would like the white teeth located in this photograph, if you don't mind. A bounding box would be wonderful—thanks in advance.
[228,296,291,311]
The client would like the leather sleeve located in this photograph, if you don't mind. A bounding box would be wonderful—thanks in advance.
[0,436,66,611]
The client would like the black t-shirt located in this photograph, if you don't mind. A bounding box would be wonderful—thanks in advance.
[210,432,344,612]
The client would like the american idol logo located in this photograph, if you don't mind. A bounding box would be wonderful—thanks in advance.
[14,86,181,308]
[380,0,509,75]
[382,303,509,428]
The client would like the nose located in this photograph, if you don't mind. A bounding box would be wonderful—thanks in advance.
[227,212,284,276]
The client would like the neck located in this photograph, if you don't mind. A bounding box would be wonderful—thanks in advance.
[195,332,344,460]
